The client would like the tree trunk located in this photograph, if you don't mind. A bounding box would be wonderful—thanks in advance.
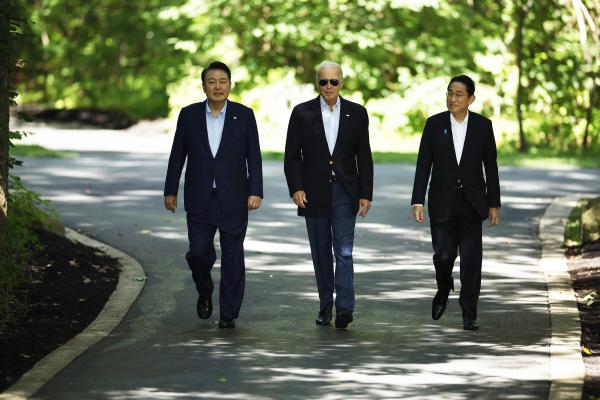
[582,77,596,149]
[0,3,11,247]
[516,1,528,153]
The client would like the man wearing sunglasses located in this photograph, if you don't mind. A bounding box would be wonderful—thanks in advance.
[284,61,373,329]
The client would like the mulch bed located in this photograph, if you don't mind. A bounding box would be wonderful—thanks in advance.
[567,241,600,399]
[0,229,119,392]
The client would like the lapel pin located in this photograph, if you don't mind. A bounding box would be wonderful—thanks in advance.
[443,128,448,135]
[345,114,350,117]
[233,116,237,120]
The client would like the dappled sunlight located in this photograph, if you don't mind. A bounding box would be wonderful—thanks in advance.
[245,239,311,255]
[14,155,600,399]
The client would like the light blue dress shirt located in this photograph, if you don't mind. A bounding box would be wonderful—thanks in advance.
[320,96,340,155]
[206,100,227,158]
[206,100,227,188]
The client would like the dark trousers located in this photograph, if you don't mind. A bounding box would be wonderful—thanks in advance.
[305,182,356,313]
[430,188,482,320]
[186,192,248,320]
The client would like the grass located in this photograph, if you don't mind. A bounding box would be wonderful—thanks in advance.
[565,196,600,247]
[11,145,78,159]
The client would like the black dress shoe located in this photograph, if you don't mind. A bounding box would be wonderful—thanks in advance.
[334,310,353,329]
[316,304,333,325]
[432,289,451,320]
[197,296,212,320]
[218,318,235,329]
[463,317,479,331]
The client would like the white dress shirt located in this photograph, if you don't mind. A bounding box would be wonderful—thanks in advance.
[450,111,469,164]
[320,96,340,155]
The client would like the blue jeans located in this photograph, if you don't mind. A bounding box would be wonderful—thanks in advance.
[305,182,356,313]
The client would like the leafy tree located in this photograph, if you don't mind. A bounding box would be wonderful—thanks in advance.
[196,0,503,99]
[1,0,26,246]
[18,0,195,119]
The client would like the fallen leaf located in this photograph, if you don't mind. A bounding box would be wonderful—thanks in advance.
[83,276,92,284]
[582,346,593,355]
[216,377,227,383]
[141,229,152,235]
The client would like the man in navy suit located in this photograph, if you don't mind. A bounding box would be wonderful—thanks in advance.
[411,75,500,331]
[284,61,373,329]
[164,61,263,329]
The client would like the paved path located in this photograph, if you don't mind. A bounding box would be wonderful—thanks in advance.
[14,148,600,399]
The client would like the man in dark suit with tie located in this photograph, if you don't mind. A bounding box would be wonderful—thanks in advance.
[411,75,500,331]
[284,61,373,329]
[164,61,263,329]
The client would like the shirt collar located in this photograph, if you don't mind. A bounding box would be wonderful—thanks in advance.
[206,100,227,117]
[320,96,340,111]
[450,111,469,126]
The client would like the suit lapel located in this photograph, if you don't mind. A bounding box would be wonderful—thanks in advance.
[445,112,459,167]
[215,101,237,159]
[197,100,213,157]
[332,97,348,157]
[458,114,475,168]
[311,96,330,155]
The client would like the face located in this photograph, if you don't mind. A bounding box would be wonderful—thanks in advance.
[446,81,475,115]
[202,69,231,103]
[317,67,343,105]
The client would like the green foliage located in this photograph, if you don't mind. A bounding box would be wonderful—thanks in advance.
[18,0,195,119]
[565,200,585,247]
[506,0,599,150]
[0,175,53,324]
[565,197,600,248]
[197,0,503,98]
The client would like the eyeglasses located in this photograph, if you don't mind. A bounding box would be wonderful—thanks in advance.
[446,90,466,100]
[318,79,340,87]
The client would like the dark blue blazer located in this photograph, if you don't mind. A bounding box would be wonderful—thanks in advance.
[164,100,263,215]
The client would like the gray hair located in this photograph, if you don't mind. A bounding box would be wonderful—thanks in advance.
[315,61,343,81]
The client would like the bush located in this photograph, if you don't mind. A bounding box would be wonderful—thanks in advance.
[0,175,53,326]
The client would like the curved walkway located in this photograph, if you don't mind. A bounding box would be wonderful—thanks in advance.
[0,229,145,400]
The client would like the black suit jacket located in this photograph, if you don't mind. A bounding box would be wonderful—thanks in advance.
[284,96,373,217]
[164,100,263,215]
[411,110,500,223]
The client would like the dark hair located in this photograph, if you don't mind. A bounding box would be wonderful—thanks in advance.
[201,61,231,83]
[448,75,475,96]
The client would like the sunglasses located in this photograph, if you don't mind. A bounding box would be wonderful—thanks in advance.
[318,79,340,87]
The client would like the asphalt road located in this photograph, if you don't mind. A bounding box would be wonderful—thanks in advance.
[15,152,600,399]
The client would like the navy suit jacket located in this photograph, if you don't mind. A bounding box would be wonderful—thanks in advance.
[284,96,373,217]
[411,110,501,223]
[164,100,263,215]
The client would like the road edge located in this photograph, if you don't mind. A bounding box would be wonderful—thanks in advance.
[540,195,585,399]
[0,228,146,400]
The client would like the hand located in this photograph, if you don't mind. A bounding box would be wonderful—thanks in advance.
[164,195,177,213]
[358,199,371,217]
[488,207,500,226]
[413,205,425,223]
[248,195,262,210]
[292,190,307,208]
